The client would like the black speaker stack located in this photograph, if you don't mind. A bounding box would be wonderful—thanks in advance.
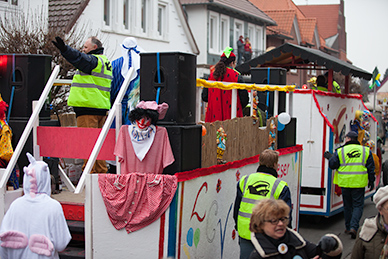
[0,54,56,180]
[140,52,201,174]
[250,67,296,149]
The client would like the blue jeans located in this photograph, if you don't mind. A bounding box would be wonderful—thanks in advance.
[341,187,365,231]
[239,236,254,259]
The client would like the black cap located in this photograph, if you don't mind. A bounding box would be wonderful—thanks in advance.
[345,131,358,139]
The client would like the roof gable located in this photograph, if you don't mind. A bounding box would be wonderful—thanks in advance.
[298,4,340,39]
[49,0,89,33]
[265,10,295,38]
[299,18,317,44]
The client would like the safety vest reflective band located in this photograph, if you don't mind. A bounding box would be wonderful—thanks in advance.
[68,55,112,109]
[237,173,287,240]
[334,144,369,188]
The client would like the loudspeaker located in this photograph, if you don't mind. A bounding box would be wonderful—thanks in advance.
[278,117,297,149]
[162,124,202,175]
[251,68,287,118]
[9,119,60,184]
[0,54,52,119]
[140,52,197,125]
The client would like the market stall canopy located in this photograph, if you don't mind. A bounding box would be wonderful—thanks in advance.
[236,43,372,80]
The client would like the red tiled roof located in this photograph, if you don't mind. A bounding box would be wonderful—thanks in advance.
[298,4,339,39]
[299,18,317,44]
[249,0,294,10]
[265,10,296,39]
[49,0,89,33]
[180,0,276,25]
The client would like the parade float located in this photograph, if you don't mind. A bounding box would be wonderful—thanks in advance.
[237,43,376,217]
[0,51,303,258]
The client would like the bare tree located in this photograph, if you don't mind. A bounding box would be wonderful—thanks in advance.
[0,7,97,114]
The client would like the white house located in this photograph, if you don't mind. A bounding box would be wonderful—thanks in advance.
[180,0,276,77]
[1,0,199,60]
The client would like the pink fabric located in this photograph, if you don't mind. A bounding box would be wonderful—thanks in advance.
[29,234,54,256]
[98,173,178,233]
[0,231,28,249]
[114,125,174,174]
[136,101,169,120]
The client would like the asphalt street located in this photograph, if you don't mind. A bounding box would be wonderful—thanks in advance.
[298,147,388,258]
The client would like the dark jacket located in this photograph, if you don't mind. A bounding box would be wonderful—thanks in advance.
[233,165,292,230]
[249,229,342,259]
[61,46,108,117]
[328,140,375,185]
[351,214,388,259]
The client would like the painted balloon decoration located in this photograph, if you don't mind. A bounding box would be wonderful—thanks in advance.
[187,227,194,247]
[194,228,200,248]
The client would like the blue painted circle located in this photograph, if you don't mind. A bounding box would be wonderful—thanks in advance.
[187,227,193,247]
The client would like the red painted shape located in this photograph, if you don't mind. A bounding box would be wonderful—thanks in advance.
[37,126,116,160]
[158,213,165,259]
[61,202,84,221]
[190,182,208,222]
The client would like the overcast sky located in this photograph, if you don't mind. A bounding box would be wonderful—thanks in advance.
[292,0,388,79]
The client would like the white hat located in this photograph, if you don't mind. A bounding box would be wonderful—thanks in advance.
[374,185,388,209]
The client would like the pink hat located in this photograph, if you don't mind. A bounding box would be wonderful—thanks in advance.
[136,101,169,120]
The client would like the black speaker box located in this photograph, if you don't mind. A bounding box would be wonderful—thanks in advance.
[277,117,297,149]
[140,52,197,125]
[9,119,60,184]
[0,54,52,119]
[251,68,287,118]
[162,124,202,175]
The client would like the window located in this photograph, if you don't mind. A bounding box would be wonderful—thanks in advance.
[157,3,167,37]
[220,15,229,52]
[123,0,129,30]
[101,0,168,40]
[209,12,219,53]
[104,0,110,26]
[254,26,263,57]
[234,19,244,51]
[141,0,148,33]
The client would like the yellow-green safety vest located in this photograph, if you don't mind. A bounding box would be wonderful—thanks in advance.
[333,144,369,188]
[237,173,288,240]
[332,81,341,94]
[68,54,112,109]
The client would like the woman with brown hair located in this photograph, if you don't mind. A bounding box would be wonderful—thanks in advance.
[249,199,343,259]
[203,47,248,122]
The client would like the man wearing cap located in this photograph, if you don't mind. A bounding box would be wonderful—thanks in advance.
[351,185,388,258]
[329,131,375,239]
[52,36,112,173]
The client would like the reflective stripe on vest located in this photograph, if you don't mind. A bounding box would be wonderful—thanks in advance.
[336,144,369,188]
[68,55,112,109]
[237,173,287,240]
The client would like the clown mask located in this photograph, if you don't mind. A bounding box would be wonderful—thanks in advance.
[136,117,151,131]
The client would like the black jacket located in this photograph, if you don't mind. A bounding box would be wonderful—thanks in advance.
[249,230,342,259]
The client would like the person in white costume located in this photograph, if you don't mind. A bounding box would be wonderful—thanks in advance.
[0,153,71,258]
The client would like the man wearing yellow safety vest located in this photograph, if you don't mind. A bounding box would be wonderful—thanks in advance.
[324,72,341,94]
[328,131,375,239]
[233,149,292,259]
[52,36,113,174]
